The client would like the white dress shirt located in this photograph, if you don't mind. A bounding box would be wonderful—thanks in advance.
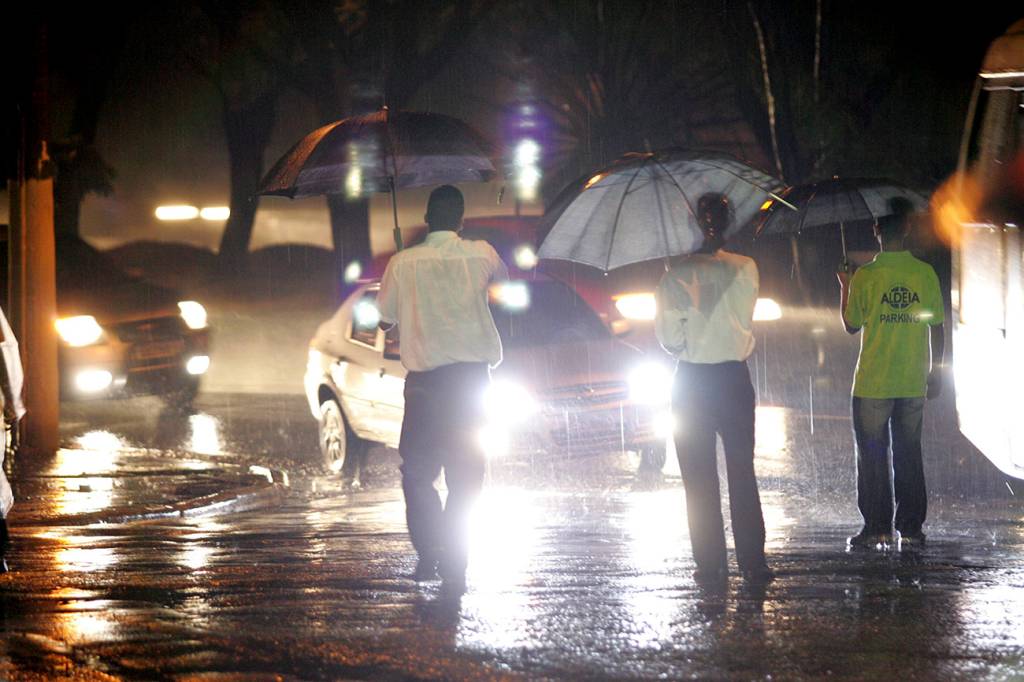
[378,230,508,372]
[655,249,758,364]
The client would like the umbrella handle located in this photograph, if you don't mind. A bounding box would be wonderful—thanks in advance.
[389,176,404,251]
[839,221,849,271]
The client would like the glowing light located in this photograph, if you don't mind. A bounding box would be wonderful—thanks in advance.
[584,173,605,189]
[74,369,113,393]
[653,411,676,439]
[345,167,363,199]
[199,206,230,221]
[754,405,789,476]
[477,424,510,458]
[155,205,199,221]
[760,199,774,211]
[55,315,103,346]
[354,300,380,328]
[189,413,222,454]
[482,380,538,425]
[753,297,783,321]
[344,261,363,283]
[513,139,542,201]
[513,244,538,270]
[614,292,657,321]
[74,431,126,453]
[186,355,210,375]
[177,301,208,329]
[628,363,673,405]
[490,281,530,310]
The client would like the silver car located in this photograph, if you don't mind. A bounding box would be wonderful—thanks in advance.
[304,277,675,478]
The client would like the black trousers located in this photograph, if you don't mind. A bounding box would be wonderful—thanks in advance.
[851,397,927,536]
[399,362,489,580]
[672,360,767,574]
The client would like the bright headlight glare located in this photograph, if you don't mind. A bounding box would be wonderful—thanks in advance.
[629,363,673,405]
[614,293,656,321]
[55,315,104,346]
[483,380,537,424]
[75,369,112,393]
[186,355,210,375]
[178,301,208,329]
[477,425,510,458]
[753,297,783,321]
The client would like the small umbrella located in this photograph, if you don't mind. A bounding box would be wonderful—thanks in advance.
[258,107,496,250]
[755,177,929,265]
[536,149,791,271]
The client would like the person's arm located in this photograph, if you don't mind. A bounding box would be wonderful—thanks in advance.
[654,274,689,356]
[836,268,861,334]
[927,323,945,399]
[377,260,399,332]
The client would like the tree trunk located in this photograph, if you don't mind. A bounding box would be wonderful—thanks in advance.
[217,92,276,268]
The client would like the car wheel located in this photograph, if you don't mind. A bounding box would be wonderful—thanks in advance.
[318,399,365,483]
[162,377,200,410]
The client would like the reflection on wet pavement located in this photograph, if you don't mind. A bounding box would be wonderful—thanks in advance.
[0,391,1020,678]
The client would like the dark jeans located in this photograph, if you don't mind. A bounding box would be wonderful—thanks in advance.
[400,362,489,581]
[851,396,927,536]
[672,360,766,574]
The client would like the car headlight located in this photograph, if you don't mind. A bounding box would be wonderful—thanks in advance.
[178,301,208,330]
[753,297,782,321]
[483,380,538,424]
[614,292,656,321]
[55,315,104,346]
[628,362,673,405]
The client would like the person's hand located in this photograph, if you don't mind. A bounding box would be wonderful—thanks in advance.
[836,260,851,287]
[926,369,943,400]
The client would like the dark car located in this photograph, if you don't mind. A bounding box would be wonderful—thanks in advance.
[54,237,211,406]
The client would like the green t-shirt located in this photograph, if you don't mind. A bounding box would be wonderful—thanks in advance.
[845,251,944,398]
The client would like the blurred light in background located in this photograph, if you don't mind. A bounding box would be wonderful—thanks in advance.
[74,369,113,393]
[490,281,530,311]
[55,315,104,346]
[513,244,538,270]
[753,297,783,321]
[344,261,363,283]
[354,300,380,328]
[614,293,657,321]
[155,205,199,221]
[178,301,209,329]
[199,206,230,221]
[186,355,210,375]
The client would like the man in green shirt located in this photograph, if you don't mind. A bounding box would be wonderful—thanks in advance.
[836,198,944,549]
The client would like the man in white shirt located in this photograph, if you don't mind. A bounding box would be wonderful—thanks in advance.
[655,193,771,587]
[377,185,508,596]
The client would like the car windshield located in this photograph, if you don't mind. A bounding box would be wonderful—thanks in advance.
[490,280,609,348]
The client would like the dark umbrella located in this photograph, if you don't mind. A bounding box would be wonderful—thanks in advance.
[537,149,791,271]
[755,177,929,265]
[258,107,496,250]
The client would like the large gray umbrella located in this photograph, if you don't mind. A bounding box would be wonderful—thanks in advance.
[258,107,496,249]
[755,177,930,262]
[537,150,790,271]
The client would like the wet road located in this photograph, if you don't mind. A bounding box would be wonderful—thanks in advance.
[1,392,1023,679]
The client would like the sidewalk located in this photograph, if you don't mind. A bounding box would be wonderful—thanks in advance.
[5,441,287,528]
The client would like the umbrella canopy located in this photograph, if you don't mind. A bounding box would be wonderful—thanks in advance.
[258,108,496,199]
[537,150,789,271]
[756,177,929,237]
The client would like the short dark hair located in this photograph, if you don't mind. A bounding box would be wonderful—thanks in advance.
[876,196,914,239]
[425,185,465,231]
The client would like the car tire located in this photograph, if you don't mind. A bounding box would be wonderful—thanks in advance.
[162,377,200,410]
[318,399,366,482]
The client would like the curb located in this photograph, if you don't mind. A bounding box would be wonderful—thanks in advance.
[21,465,289,527]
